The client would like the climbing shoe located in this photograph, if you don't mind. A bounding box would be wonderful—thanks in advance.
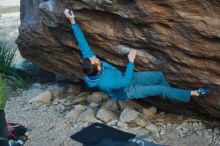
[197,86,212,96]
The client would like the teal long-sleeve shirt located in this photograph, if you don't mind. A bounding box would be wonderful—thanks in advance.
[71,24,134,99]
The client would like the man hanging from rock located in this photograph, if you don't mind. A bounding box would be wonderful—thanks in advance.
[64,9,210,103]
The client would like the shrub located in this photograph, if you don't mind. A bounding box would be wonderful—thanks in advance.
[0,76,6,109]
[0,36,26,89]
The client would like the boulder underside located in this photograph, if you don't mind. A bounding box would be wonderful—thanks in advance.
[16,0,220,119]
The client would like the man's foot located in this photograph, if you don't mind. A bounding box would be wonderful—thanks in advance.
[197,86,211,96]
[191,86,212,97]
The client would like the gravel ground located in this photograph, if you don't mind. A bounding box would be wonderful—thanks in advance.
[4,83,220,146]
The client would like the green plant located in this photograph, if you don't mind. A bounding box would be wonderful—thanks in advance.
[0,76,6,109]
[0,36,26,89]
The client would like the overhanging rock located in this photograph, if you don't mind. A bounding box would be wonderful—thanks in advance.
[16,0,220,119]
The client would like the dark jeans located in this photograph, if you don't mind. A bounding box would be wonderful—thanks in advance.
[0,110,8,146]
[126,71,191,103]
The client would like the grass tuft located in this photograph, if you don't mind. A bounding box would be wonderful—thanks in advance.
[0,36,27,89]
[0,76,6,109]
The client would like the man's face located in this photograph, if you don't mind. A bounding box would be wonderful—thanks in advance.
[89,57,101,71]
[90,57,100,65]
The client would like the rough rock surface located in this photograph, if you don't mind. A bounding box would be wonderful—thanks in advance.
[16,0,220,119]
[87,92,108,104]
[96,108,118,123]
[64,105,85,122]
[143,106,157,119]
[77,108,99,123]
[120,107,140,123]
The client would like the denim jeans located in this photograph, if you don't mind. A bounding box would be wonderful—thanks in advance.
[126,71,191,103]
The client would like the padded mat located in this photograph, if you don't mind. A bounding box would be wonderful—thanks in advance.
[70,123,136,145]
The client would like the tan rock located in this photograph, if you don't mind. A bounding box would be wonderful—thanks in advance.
[72,96,87,105]
[87,92,108,104]
[65,107,85,122]
[119,107,149,127]
[142,106,157,119]
[96,108,118,123]
[67,84,81,95]
[77,109,99,123]
[134,116,148,127]
[145,123,160,138]
[118,100,143,112]
[117,121,128,130]
[107,120,118,126]
[47,84,64,99]
[29,91,51,104]
[119,107,139,123]
[89,102,99,110]
[102,100,120,112]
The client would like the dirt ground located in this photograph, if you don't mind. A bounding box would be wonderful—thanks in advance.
[5,84,220,146]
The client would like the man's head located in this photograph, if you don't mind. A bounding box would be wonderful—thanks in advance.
[83,57,101,76]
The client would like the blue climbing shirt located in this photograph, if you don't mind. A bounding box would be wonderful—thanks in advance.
[72,24,134,100]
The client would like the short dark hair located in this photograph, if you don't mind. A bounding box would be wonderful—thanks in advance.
[83,58,99,76]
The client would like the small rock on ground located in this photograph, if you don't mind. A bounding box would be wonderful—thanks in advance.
[96,108,118,123]
[29,90,51,104]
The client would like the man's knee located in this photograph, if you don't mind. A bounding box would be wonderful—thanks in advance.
[156,86,170,98]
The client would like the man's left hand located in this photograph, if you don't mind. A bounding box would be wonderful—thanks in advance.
[128,49,137,63]
[64,8,76,24]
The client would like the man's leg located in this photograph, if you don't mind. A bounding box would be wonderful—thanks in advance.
[127,85,191,103]
[0,110,8,146]
[133,71,170,86]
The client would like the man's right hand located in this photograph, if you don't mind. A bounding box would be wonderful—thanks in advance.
[64,8,76,24]
[128,49,137,63]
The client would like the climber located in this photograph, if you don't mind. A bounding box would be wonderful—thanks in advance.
[64,9,211,103]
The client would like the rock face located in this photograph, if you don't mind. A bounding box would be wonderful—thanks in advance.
[16,0,220,119]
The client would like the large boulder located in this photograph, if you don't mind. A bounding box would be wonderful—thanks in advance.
[16,0,220,119]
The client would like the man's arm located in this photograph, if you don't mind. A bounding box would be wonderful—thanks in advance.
[123,49,136,85]
[71,24,96,59]
[64,9,95,59]
[104,50,136,89]
[121,61,134,87]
